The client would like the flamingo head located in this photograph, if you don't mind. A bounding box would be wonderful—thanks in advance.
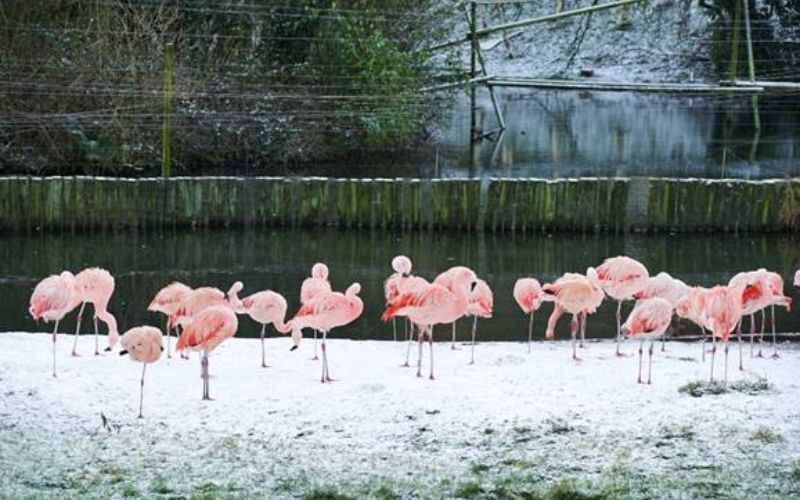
[391,255,412,276]
[311,263,329,280]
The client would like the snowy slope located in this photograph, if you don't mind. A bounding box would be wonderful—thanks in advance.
[0,331,798,498]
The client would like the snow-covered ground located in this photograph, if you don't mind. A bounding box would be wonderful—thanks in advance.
[1,331,799,499]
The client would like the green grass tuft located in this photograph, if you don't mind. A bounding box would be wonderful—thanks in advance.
[545,480,608,500]
[679,376,772,397]
[302,488,357,500]
[454,479,484,499]
[751,427,784,444]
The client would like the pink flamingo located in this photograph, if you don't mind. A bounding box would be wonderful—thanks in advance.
[634,272,688,351]
[675,286,710,361]
[594,256,650,356]
[385,255,413,342]
[794,269,800,288]
[390,274,432,367]
[764,271,791,358]
[148,281,192,358]
[432,266,478,350]
[72,268,119,355]
[240,290,292,368]
[467,278,493,364]
[382,267,476,379]
[300,263,332,360]
[729,270,774,366]
[288,283,364,383]
[29,271,78,377]
[119,326,163,418]
[621,297,673,384]
[170,287,229,330]
[543,273,604,361]
[702,285,744,383]
[176,305,238,400]
[513,277,546,352]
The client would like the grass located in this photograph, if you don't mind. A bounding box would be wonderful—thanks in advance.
[751,427,784,444]
[302,488,357,500]
[678,376,773,397]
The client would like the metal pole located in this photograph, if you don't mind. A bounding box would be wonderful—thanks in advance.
[162,42,174,179]
[469,1,477,143]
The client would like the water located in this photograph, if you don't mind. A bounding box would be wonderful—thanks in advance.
[289,90,800,179]
[2,228,799,341]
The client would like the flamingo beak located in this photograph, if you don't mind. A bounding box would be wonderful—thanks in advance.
[118,350,128,356]
[290,345,298,351]
[470,281,477,292]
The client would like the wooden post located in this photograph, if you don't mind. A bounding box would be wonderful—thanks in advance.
[742,0,755,82]
[729,0,741,81]
[469,0,478,143]
[162,42,174,179]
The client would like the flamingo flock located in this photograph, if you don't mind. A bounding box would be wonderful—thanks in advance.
[27,257,797,417]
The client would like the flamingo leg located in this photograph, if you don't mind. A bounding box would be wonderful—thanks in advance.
[164,317,172,359]
[470,316,477,365]
[527,311,534,353]
[416,327,424,378]
[661,329,666,352]
[428,327,435,380]
[723,341,729,385]
[770,304,779,359]
[579,311,586,348]
[324,331,332,382]
[312,329,319,361]
[756,309,765,358]
[615,301,623,356]
[709,336,717,382]
[71,302,85,356]
[179,325,188,360]
[736,318,744,371]
[260,323,268,368]
[637,339,643,384]
[402,322,413,367]
[647,340,654,385]
[201,352,210,400]
[749,314,755,358]
[450,321,458,350]
[570,315,580,361]
[138,363,146,418]
[52,320,60,378]
[701,326,706,362]
[93,315,99,356]
[392,318,397,342]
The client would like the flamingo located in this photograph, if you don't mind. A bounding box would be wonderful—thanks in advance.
[118,326,163,418]
[390,274,432,367]
[729,270,774,367]
[300,263,333,360]
[148,281,192,358]
[240,291,292,368]
[594,256,649,356]
[513,277,546,352]
[176,305,238,400]
[288,283,364,383]
[702,285,744,383]
[170,287,229,330]
[794,269,800,288]
[432,266,478,350]
[467,278,493,364]
[764,271,791,358]
[675,286,710,361]
[382,266,476,379]
[385,255,413,342]
[29,271,78,377]
[634,272,688,352]
[72,267,119,355]
[621,297,673,384]
[543,273,604,361]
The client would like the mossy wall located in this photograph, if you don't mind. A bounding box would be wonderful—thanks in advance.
[0,176,796,233]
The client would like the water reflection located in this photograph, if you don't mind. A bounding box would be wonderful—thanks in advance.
[1,228,799,340]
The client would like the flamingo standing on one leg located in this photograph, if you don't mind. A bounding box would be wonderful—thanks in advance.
[29,271,78,377]
[73,268,119,355]
[148,281,192,359]
[382,267,476,379]
[176,305,238,400]
[621,297,673,384]
[764,271,792,359]
[433,266,479,350]
[702,284,744,383]
[594,256,649,356]
[119,326,163,418]
[240,290,292,368]
[467,278,493,364]
[513,278,546,352]
[385,255,414,342]
[288,283,364,383]
[676,286,709,361]
[543,273,604,361]
[634,272,688,352]
[300,263,332,360]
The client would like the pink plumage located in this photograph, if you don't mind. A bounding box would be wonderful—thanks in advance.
[148,282,192,316]
[120,326,163,364]
[468,279,493,318]
[621,297,673,384]
[301,263,332,305]
[513,278,545,315]
[170,287,228,329]
[29,271,77,323]
[176,305,238,400]
[242,290,291,368]
[595,256,650,300]
[635,272,688,308]
[75,267,119,349]
[702,285,743,343]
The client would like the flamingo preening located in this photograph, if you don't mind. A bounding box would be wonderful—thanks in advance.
[176,305,238,400]
[148,281,192,359]
[513,278,546,352]
[29,271,78,377]
[300,263,332,360]
[119,326,163,418]
[622,297,673,384]
[594,256,650,356]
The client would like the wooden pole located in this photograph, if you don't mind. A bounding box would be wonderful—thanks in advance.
[742,0,756,82]
[162,42,174,179]
[470,0,478,143]
[729,0,741,82]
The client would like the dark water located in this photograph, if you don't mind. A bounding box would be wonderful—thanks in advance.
[2,229,799,341]
[294,91,800,180]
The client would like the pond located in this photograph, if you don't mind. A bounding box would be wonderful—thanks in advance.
[2,228,799,340]
[286,90,800,180]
